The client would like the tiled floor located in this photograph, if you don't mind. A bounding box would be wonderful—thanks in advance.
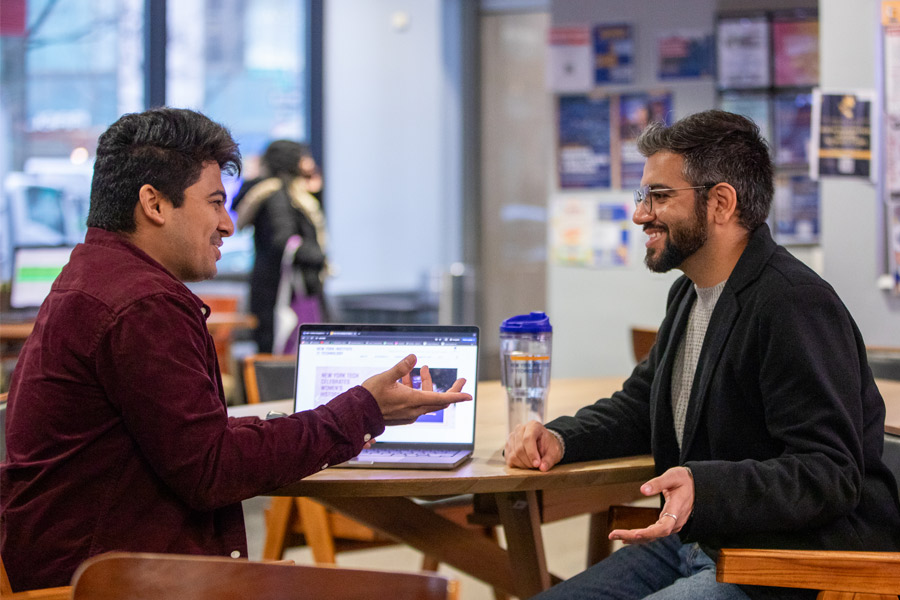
[241,495,599,600]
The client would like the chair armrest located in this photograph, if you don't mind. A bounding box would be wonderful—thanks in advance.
[716,548,900,595]
[2,586,72,599]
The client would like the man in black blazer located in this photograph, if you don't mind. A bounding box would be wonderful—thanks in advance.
[505,110,900,600]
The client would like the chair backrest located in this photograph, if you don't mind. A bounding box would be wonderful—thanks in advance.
[242,354,296,404]
[1,391,7,463]
[884,432,900,495]
[630,327,658,364]
[868,347,900,381]
[71,552,457,600]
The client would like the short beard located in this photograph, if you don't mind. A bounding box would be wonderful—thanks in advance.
[644,196,709,273]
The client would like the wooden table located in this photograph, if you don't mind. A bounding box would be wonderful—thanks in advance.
[248,378,654,599]
[236,377,900,598]
[0,313,257,343]
[879,378,900,436]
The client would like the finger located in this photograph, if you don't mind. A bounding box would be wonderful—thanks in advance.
[447,378,466,393]
[609,520,675,544]
[522,423,546,470]
[401,371,412,388]
[420,364,433,391]
[383,354,417,384]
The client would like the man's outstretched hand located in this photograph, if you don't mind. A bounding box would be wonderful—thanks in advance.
[363,354,471,426]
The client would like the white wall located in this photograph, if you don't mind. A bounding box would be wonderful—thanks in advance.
[324,0,464,295]
[818,0,900,348]
[548,0,900,378]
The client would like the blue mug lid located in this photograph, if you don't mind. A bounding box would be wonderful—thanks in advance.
[500,311,552,333]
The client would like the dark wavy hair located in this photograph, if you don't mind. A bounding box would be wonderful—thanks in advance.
[636,109,774,230]
[87,107,241,232]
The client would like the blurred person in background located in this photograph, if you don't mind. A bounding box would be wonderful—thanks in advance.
[234,140,328,354]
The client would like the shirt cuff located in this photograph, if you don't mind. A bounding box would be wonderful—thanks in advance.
[546,427,566,460]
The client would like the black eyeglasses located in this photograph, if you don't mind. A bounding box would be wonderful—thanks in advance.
[633,184,713,213]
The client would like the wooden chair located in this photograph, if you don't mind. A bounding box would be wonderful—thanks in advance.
[242,353,296,404]
[69,551,459,600]
[868,346,900,381]
[199,294,241,376]
[0,552,72,600]
[630,327,658,363]
[242,354,505,599]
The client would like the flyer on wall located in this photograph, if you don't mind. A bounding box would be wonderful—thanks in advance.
[619,92,673,189]
[771,11,820,87]
[716,15,771,89]
[772,174,820,245]
[547,25,593,93]
[557,95,612,189]
[591,203,631,268]
[657,30,715,80]
[810,90,877,181]
[773,92,813,168]
[719,92,772,146]
[550,196,593,266]
[593,24,634,85]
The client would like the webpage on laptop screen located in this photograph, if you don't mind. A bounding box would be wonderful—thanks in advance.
[297,329,478,444]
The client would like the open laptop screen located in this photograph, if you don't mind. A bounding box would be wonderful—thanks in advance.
[294,324,478,445]
[9,246,75,309]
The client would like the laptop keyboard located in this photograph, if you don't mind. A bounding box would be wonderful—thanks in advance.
[359,448,460,459]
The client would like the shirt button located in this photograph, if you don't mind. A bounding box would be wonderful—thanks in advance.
[363,433,372,442]
[230,550,241,558]
[321,463,328,470]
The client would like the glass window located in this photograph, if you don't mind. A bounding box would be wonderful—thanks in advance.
[0,0,143,278]
[167,0,310,276]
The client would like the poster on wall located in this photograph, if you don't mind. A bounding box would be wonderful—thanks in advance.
[716,15,771,89]
[619,92,673,189]
[810,90,876,181]
[550,196,593,266]
[772,11,820,87]
[657,30,715,80]
[550,196,631,268]
[719,92,772,145]
[591,203,631,267]
[772,174,820,245]
[547,25,593,93]
[891,202,900,294]
[773,92,813,168]
[557,95,612,189]
[593,24,634,84]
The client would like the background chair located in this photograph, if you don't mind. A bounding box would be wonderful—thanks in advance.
[70,551,458,600]
[868,347,900,381]
[242,353,296,404]
[630,327,658,364]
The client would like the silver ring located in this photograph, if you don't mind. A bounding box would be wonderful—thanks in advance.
[662,512,678,521]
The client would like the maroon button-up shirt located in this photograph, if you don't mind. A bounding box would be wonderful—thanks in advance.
[0,228,384,590]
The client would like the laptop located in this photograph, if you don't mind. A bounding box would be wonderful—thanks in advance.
[293,323,479,469]
[5,245,75,321]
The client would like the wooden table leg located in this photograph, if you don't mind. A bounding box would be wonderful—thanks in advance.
[319,496,518,597]
[494,490,552,598]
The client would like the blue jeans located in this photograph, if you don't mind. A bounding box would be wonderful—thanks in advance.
[534,534,749,600]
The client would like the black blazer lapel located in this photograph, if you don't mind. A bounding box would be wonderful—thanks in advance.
[679,290,739,462]
[651,285,695,470]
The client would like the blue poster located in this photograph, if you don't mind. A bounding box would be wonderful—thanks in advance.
[594,24,634,84]
[558,96,612,189]
[620,92,673,189]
